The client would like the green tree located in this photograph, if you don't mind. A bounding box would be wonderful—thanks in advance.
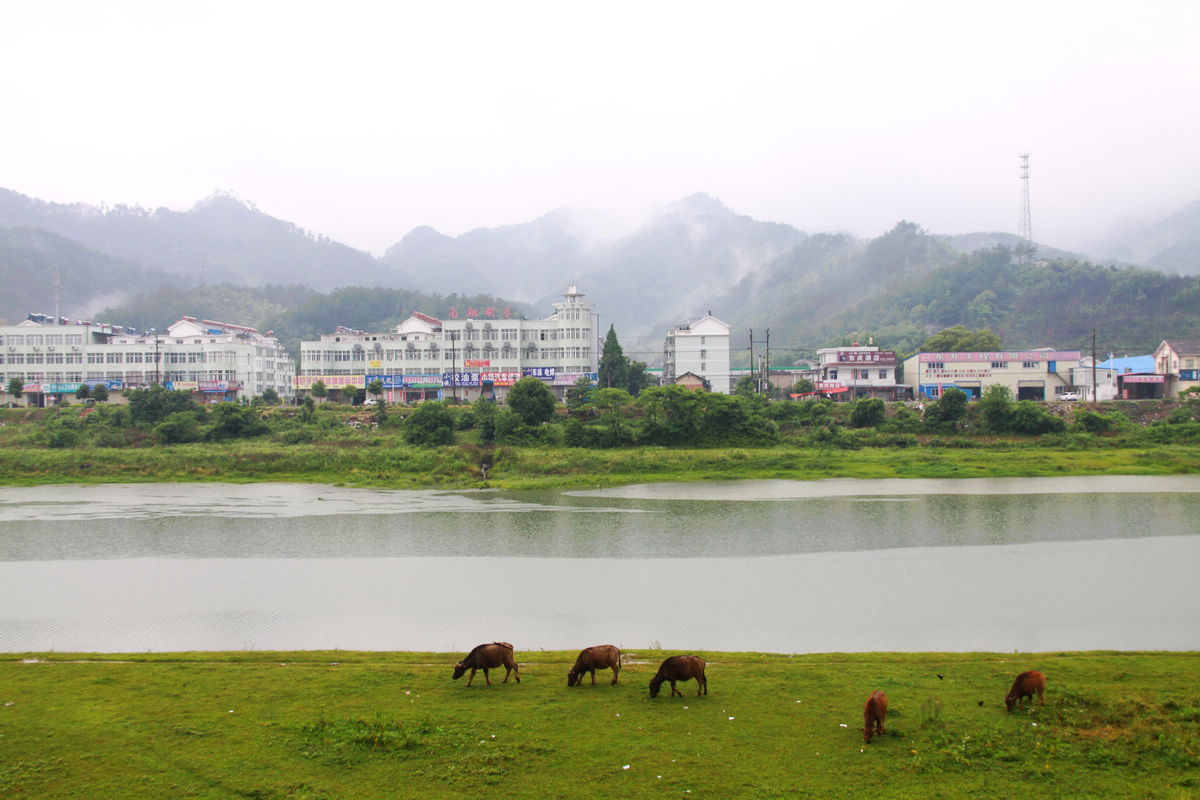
[402,401,455,446]
[926,387,968,429]
[627,361,651,396]
[978,384,1013,432]
[598,325,629,389]
[850,397,885,428]
[154,410,204,444]
[367,379,383,398]
[6,377,24,405]
[260,387,280,405]
[1009,400,1065,435]
[637,384,703,445]
[507,376,557,425]
[90,383,110,402]
[791,377,815,395]
[75,383,91,401]
[566,376,594,415]
[733,376,761,397]
[300,394,315,424]
[341,383,359,404]
[311,380,329,403]
[473,397,497,443]
[919,325,1002,353]
[127,385,201,426]
[207,403,269,440]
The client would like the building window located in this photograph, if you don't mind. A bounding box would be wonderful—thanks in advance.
[879,369,888,380]
[927,362,944,370]
[990,361,1008,369]
[1022,361,1036,369]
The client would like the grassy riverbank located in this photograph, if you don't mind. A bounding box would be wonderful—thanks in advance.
[0,440,1198,490]
[2,650,1196,799]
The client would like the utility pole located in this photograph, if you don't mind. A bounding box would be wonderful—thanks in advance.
[748,329,755,390]
[764,328,771,394]
[1091,327,1098,403]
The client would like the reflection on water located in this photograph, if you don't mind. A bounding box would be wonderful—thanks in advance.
[0,478,1197,653]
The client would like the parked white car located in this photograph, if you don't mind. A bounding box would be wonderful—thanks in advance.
[1059,391,1080,401]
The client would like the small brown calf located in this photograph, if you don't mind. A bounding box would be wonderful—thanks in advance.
[567,645,622,687]
[649,655,707,698]
[1004,670,1046,711]
[863,690,888,744]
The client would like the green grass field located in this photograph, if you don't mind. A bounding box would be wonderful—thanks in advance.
[0,441,1198,490]
[2,650,1197,799]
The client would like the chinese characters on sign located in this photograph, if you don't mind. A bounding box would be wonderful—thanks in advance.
[836,351,897,363]
[481,371,521,386]
[523,367,556,379]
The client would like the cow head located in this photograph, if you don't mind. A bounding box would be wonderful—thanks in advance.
[452,661,468,680]
[567,669,580,687]
[1004,694,1016,712]
[648,676,663,698]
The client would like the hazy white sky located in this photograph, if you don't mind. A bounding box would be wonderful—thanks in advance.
[2,0,1196,254]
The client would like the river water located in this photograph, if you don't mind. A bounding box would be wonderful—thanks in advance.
[0,476,1197,653]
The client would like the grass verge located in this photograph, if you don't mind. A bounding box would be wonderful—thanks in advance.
[1,650,1197,799]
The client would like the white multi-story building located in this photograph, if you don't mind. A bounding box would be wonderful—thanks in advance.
[0,315,295,405]
[663,313,731,394]
[296,285,599,403]
[814,344,904,400]
[902,348,1082,401]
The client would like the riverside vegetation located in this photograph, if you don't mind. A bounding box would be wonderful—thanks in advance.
[2,382,1200,489]
[1,650,1197,799]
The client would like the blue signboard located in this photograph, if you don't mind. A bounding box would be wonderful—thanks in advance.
[523,367,556,380]
[365,374,406,389]
[442,372,481,387]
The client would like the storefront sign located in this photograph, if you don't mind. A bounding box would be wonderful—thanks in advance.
[1122,374,1164,383]
[920,351,1081,362]
[198,380,242,393]
[463,359,491,368]
[481,371,521,386]
[836,350,896,363]
[365,374,405,390]
[293,374,365,389]
[552,372,598,386]
[443,372,480,387]
[523,367,555,379]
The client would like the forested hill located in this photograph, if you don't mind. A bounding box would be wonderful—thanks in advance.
[0,188,388,291]
[0,227,177,323]
[704,222,1200,364]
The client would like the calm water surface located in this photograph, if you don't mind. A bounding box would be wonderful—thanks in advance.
[0,476,1197,653]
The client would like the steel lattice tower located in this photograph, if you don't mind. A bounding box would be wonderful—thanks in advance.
[1018,153,1032,260]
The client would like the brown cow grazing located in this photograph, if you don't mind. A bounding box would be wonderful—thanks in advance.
[863,690,888,744]
[649,655,707,698]
[1004,670,1046,711]
[452,642,520,686]
[567,645,622,687]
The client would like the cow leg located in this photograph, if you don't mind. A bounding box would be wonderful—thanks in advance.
[611,665,619,685]
[483,667,491,686]
[1036,688,1044,707]
[502,666,510,683]
[671,680,682,697]
[466,668,477,687]
[511,663,520,683]
[590,669,596,686]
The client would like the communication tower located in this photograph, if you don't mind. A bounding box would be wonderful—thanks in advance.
[1018,152,1033,261]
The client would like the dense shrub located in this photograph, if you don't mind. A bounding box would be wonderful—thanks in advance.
[155,411,204,444]
[850,398,885,428]
[506,377,557,426]
[402,401,455,446]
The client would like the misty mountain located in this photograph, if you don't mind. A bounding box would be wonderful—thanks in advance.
[0,188,389,290]
[552,194,809,343]
[1095,199,1200,274]
[0,226,177,324]
[940,232,1090,263]
[715,227,1200,364]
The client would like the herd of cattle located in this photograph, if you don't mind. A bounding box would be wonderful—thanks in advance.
[452,642,1046,744]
